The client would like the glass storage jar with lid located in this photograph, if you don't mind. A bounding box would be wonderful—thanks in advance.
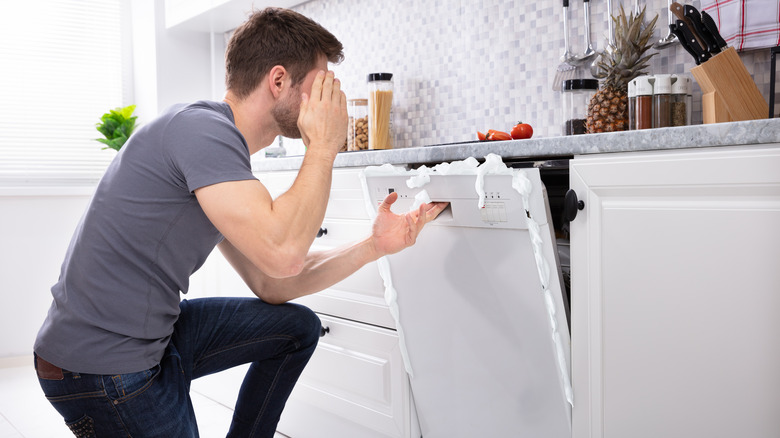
[367,72,394,149]
[346,98,368,151]
[653,74,673,128]
[671,74,692,126]
[633,75,654,130]
[562,79,599,135]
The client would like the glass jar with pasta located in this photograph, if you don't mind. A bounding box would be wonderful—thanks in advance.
[367,73,394,150]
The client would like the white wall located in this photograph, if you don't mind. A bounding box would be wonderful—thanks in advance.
[131,0,215,124]
[0,188,94,358]
[0,188,250,359]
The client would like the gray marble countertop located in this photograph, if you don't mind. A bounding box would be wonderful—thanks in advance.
[254,118,780,171]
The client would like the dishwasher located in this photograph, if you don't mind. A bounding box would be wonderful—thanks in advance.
[361,154,572,437]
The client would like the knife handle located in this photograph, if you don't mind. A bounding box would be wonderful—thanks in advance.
[684,5,717,54]
[701,10,728,50]
[670,23,701,65]
[670,2,685,20]
[670,2,708,52]
[675,19,711,65]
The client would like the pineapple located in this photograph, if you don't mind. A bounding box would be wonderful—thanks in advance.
[586,5,657,133]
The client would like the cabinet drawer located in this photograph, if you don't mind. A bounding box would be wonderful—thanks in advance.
[298,218,392,328]
[311,217,372,250]
[326,168,371,220]
[255,169,297,198]
[257,168,393,328]
[255,167,371,220]
[277,314,414,438]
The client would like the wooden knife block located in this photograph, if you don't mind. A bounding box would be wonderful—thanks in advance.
[691,47,768,124]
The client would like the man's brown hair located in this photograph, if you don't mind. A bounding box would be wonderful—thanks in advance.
[225,8,344,99]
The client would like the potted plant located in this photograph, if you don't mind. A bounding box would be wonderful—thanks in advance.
[95,104,138,151]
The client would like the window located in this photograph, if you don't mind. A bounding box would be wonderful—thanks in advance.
[0,0,127,185]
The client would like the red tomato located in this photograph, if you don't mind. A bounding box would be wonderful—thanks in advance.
[487,129,512,141]
[510,122,533,139]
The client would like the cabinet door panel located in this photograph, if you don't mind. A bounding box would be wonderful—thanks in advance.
[570,145,780,438]
[256,168,371,220]
[277,314,413,438]
[257,168,394,328]
[256,169,297,198]
[298,218,392,328]
[325,168,372,220]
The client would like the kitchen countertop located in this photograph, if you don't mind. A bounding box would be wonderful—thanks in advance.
[253,118,780,171]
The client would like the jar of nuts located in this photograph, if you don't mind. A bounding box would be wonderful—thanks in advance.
[346,98,368,151]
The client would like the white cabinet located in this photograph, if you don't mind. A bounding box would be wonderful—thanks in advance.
[276,314,415,438]
[256,168,417,438]
[306,217,395,329]
[257,168,395,329]
[569,145,780,438]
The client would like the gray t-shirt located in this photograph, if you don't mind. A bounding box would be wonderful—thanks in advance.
[34,101,256,374]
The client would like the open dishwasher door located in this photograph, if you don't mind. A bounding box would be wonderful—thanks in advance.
[363,159,571,438]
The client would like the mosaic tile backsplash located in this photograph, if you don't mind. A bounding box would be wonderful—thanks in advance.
[290,0,775,147]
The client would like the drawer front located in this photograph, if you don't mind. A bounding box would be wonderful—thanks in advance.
[257,167,394,328]
[255,169,297,198]
[255,167,370,220]
[326,168,371,220]
[300,218,392,328]
[277,315,413,438]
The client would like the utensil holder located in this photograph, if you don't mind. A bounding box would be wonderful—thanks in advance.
[690,47,768,123]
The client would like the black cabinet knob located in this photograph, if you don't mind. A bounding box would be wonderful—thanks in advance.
[563,189,585,222]
[316,227,327,238]
[320,326,330,337]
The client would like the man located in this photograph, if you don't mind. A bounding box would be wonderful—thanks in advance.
[34,8,446,438]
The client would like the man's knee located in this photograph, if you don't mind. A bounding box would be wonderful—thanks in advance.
[287,303,321,350]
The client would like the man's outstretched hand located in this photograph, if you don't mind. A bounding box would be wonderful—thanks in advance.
[370,192,449,257]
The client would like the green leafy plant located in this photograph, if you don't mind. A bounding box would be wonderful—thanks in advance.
[95,105,138,151]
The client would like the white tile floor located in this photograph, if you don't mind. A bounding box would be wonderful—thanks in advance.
[0,357,288,438]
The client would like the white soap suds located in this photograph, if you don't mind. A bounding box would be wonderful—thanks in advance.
[510,167,572,406]
[410,189,432,212]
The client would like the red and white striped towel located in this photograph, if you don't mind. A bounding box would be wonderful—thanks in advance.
[701,0,780,50]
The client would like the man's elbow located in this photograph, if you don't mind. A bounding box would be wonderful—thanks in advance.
[260,247,306,279]
[269,260,305,279]
[252,288,289,305]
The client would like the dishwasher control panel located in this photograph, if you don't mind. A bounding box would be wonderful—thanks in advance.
[480,201,507,223]
[365,172,548,230]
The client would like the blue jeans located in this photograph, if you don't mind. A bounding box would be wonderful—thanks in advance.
[36,297,321,437]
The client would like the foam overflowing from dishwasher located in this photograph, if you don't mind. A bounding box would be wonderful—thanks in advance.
[359,169,416,377]
[360,154,572,406]
[410,189,432,211]
[511,168,572,406]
